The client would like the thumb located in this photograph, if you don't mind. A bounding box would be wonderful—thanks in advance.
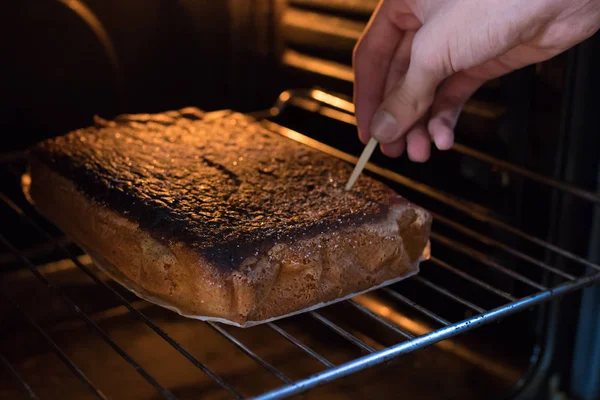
[370,33,447,144]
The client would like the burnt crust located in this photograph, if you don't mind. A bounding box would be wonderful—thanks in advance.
[28,111,410,271]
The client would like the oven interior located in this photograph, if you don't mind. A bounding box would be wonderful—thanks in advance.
[1,1,600,399]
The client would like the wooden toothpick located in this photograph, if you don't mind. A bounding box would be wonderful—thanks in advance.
[345,137,378,191]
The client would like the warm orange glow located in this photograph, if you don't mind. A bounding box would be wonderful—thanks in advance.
[261,120,356,163]
[355,294,522,382]
[310,89,355,114]
[283,50,354,82]
[278,91,291,103]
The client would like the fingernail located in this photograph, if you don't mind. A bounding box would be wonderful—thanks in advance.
[433,130,453,150]
[371,110,398,143]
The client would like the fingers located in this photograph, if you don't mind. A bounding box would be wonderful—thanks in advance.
[353,0,404,144]
[380,138,405,158]
[381,119,431,161]
[378,69,484,161]
[406,121,431,162]
[428,72,485,150]
[357,0,563,161]
[371,28,447,145]
[383,31,415,95]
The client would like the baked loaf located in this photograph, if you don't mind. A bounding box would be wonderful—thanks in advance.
[26,109,432,326]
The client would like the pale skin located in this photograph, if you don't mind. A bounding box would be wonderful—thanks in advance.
[353,0,600,161]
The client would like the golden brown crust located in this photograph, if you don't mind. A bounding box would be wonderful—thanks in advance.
[28,159,431,326]
[28,111,416,272]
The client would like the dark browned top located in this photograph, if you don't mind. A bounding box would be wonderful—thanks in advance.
[29,111,410,270]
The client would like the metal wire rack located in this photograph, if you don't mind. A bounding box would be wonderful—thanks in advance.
[1,88,599,400]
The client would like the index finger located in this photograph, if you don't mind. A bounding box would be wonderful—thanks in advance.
[353,0,403,143]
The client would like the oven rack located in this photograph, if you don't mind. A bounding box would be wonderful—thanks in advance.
[0,89,598,400]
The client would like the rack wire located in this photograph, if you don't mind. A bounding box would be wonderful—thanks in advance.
[1,88,599,399]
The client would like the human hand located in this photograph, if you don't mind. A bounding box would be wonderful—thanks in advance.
[353,0,600,161]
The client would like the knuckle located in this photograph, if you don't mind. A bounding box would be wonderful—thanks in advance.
[353,37,393,69]
[387,86,420,115]
[385,80,435,122]
[411,30,455,78]
[411,46,445,79]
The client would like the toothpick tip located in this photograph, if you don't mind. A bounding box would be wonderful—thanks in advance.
[345,138,378,191]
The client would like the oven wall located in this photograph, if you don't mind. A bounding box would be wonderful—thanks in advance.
[1,0,239,150]
[564,33,600,400]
